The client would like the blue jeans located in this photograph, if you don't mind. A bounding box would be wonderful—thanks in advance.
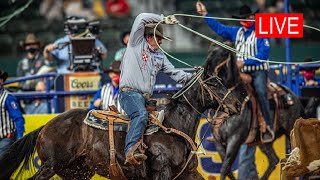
[119,90,148,155]
[238,144,258,180]
[250,70,272,129]
[0,132,17,158]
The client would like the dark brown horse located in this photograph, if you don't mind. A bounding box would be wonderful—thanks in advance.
[0,62,241,179]
[205,42,320,180]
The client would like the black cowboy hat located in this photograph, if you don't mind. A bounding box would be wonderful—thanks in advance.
[104,61,121,73]
[145,23,172,41]
[232,5,259,19]
[0,70,8,82]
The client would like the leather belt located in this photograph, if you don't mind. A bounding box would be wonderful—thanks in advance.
[121,87,151,100]
[121,87,138,92]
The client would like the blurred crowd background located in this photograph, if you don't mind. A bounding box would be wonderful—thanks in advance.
[0,0,319,76]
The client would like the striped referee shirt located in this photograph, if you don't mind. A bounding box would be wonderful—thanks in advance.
[0,87,24,139]
[89,84,125,114]
[0,90,16,139]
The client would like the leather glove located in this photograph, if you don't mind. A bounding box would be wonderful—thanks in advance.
[163,15,179,25]
[194,66,202,71]
[192,66,202,75]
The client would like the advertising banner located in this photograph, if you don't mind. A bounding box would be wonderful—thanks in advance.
[195,118,285,180]
[64,72,101,110]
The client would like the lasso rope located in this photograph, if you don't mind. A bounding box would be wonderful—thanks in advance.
[154,21,195,68]
[0,0,34,28]
[154,13,320,66]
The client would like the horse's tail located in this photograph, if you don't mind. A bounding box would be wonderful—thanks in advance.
[0,126,44,179]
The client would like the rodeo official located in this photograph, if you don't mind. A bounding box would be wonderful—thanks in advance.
[0,70,25,158]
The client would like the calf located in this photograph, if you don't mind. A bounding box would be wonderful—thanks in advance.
[281,118,320,180]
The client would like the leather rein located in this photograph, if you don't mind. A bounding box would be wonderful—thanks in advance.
[171,57,237,179]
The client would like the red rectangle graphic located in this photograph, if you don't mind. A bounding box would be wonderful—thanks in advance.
[255,13,303,38]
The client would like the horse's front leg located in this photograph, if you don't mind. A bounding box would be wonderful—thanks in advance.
[147,141,173,180]
[28,161,55,180]
[152,165,172,180]
[149,150,172,180]
[214,141,233,180]
[220,138,241,180]
[259,142,279,180]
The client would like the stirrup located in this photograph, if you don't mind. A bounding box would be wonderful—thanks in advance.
[260,126,275,143]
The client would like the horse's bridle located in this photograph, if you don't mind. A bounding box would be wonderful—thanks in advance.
[180,73,236,117]
[213,54,231,76]
[182,54,237,117]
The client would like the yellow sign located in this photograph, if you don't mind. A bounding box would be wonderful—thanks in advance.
[64,72,101,110]
[195,118,285,180]
[14,116,284,179]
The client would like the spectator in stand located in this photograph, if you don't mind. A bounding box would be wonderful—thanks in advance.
[92,0,107,19]
[301,58,319,86]
[24,81,48,114]
[0,70,25,158]
[105,0,131,18]
[114,31,130,61]
[39,0,64,21]
[89,61,124,114]
[64,0,96,21]
[17,33,49,91]
[43,16,107,74]
[269,0,288,13]
[252,0,268,13]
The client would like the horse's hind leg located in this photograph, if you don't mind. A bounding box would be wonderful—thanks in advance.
[28,162,55,180]
[259,143,279,180]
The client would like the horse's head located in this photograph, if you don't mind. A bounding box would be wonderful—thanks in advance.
[204,42,239,88]
[199,42,242,114]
